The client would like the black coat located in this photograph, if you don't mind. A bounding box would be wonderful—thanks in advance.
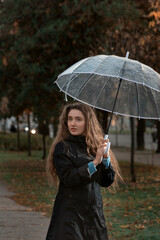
[46,135,115,240]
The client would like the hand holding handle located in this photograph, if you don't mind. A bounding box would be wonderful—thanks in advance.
[104,134,111,155]
[104,142,111,154]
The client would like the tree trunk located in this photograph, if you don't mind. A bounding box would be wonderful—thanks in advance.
[3,118,6,133]
[96,109,108,134]
[137,119,145,150]
[42,134,46,159]
[156,120,160,153]
[16,115,21,150]
[102,111,109,133]
[27,112,31,156]
[96,109,100,121]
[120,117,124,132]
[130,117,136,182]
[115,117,118,147]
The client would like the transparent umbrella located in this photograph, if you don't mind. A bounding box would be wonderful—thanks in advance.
[55,52,160,133]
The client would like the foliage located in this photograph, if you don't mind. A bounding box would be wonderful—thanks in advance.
[0,0,62,123]
[148,0,160,31]
[0,150,159,239]
[0,0,141,117]
[0,0,159,149]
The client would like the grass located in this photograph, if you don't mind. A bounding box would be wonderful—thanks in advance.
[0,150,159,239]
[103,161,160,239]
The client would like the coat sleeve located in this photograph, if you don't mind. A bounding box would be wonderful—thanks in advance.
[97,163,115,188]
[53,142,93,187]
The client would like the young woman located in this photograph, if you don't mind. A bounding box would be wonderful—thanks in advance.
[46,102,122,240]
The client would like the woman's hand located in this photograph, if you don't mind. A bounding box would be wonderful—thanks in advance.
[93,139,109,166]
[103,141,110,159]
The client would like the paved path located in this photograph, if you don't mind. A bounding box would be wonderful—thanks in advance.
[109,133,160,167]
[113,147,160,166]
[110,133,157,150]
[0,181,50,240]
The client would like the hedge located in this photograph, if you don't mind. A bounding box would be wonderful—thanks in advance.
[0,132,53,151]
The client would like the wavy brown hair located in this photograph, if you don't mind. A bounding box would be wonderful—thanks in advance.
[46,102,123,191]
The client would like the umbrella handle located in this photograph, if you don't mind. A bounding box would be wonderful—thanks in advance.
[104,142,111,154]
[104,135,111,154]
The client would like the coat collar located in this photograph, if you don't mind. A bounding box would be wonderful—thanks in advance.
[67,134,86,143]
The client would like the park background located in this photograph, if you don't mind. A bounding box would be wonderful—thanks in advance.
[0,0,160,239]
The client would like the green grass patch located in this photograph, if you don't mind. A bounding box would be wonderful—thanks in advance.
[0,150,159,239]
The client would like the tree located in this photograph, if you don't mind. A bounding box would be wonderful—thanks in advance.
[130,117,136,182]
[96,109,109,134]
[0,0,159,177]
[137,119,146,150]
[0,97,9,133]
[147,0,160,152]
[156,120,160,153]
[0,0,139,148]
[0,0,63,155]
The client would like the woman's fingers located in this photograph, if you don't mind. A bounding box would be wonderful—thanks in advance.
[100,139,109,145]
[103,151,110,158]
[97,140,110,157]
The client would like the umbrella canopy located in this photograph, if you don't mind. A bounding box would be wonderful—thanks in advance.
[55,55,160,120]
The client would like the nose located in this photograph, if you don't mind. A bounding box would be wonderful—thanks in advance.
[71,119,76,125]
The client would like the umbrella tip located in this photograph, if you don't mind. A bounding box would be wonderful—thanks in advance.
[125,51,130,58]
[65,93,68,101]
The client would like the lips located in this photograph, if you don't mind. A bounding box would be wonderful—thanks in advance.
[70,128,77,131]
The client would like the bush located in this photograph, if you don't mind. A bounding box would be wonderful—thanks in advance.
[0,132,53,151]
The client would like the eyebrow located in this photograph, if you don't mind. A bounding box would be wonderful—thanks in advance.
[68,116,83,119]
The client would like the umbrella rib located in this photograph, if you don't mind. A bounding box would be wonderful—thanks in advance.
[74,55,106,77]
[71,57,108,99]
[56,73,78,91]
[92,76,111,107]
[55,87,160,120]
[61,72,160,93]
[74,74,98,99]
[149,88,160,119]
[139,62,146,86]
[56,56,96,92]
[94,55,126,109]
[58,56,91,78]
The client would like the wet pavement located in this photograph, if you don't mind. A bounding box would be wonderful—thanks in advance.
[0,182,50,240]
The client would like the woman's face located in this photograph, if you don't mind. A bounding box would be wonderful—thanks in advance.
[67,109,86,136]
